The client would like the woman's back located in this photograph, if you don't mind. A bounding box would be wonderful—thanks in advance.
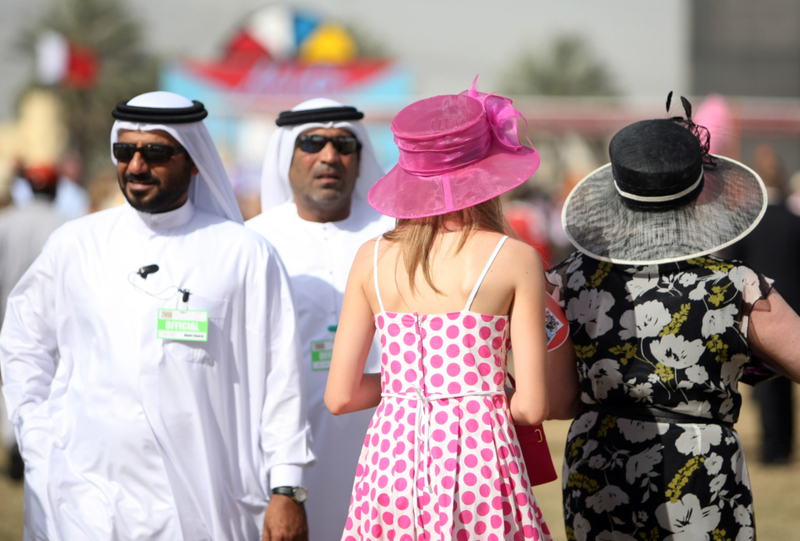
[368,229,532,317]
[326,83,553,540]
[336,228,553,540]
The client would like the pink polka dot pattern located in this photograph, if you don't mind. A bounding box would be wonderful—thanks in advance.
[341,310,552,540]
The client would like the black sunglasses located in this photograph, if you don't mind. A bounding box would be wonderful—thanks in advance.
[296,135,361,155]
[113,143,186,163]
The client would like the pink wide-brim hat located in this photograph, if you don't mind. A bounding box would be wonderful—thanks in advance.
[368,81,540,219]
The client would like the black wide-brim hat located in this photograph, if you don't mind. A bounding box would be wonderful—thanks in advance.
[562,119,767,265]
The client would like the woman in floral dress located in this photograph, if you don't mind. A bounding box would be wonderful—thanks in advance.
[326,84,553,540]
[546,110,800,541]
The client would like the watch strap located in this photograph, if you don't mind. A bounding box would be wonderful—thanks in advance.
[272,486,295,497]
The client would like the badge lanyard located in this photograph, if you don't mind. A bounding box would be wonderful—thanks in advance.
[310,324,337,371]
[127,269,209,342]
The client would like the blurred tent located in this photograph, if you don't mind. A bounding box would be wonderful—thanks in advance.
[159,4,414,219]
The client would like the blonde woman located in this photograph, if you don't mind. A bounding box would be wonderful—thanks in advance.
[326,85,553,540]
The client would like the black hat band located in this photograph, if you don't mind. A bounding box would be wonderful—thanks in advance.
[112,100,208,124]
[276,106,364,127]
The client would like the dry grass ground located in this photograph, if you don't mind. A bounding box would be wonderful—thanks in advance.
[0,386,798,540]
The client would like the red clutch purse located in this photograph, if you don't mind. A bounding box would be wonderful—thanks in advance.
[508,373,558,487]
[516,422,558,487]
[507,292,567,487]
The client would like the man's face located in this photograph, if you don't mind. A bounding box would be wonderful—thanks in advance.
[116,129,198,213]
[288,127,360,211]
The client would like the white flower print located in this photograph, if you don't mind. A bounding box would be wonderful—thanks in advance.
[567,255,583,275]
[618,310,636,340]
[674,400,712,418]
[719,397,734,417]
[625,444,664,484]
[581,439,599,460]
[709,473,727,496]
[567,271,586,291]
[567,289,615,338]
[732,447,751,488]
[678,272,698,287]
[701,303,738,338]
[585,485,629,513]
[617,419,669,444]
[597,531,638,541]
[567,412,599,441]
[650,334,705,369]
[628,381,654,402]
[545,270,563,290]
[721,354,749,387]
[588,359,623,400]
[675,424,722,456]
[647,373,660,384]
[685,364,708,384]
[655,493,721,540]
[573,512,591,541]
[589,455,606,469]
[618,300,672,340]
[728,266,746,292]
[704,453,723,476]
[736,527,755,541]
[688,281,708,301]
[625,265,660,300]
[733,504,752,527]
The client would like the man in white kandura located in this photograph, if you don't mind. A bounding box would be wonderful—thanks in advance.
[247,99,394,539]
[0,91,314,541]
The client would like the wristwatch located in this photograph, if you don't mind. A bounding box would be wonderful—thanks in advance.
[272,485,308,504]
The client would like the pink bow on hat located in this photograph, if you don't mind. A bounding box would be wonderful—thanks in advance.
[368,78,540,219]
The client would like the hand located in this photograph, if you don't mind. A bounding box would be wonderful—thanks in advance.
[263,494,308,541]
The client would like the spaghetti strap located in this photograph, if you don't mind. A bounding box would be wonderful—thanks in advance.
[464,235,508,311]
[374,236,385,313]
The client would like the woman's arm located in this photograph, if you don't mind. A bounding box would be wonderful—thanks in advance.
[325,241,383,415]
[748,289,800,383]
[546,337,582,419]
[507,243,549,426]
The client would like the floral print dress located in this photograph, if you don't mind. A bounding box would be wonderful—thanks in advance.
[546,253,773,541]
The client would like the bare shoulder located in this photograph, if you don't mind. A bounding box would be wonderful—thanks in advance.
[498,237,544,274]
[350,237,381,281]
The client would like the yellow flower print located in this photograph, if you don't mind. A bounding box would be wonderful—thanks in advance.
[665,456,704,503]
[586,262,613,289]
[686,257,734,273]
[566,472,600,495]
[569,437,585,459]
[575,342,598,360]
[711,529,731,541]
[659,303,691,336]
[598,415,617,437]
[708,282,732,307]
[638,527,661,541]
[654,362,674,383]
[609,342,637,365]
[706,334,729,363]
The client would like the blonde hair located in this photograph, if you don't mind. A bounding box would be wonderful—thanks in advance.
[382,197,508,293]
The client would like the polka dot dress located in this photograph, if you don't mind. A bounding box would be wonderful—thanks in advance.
[340,237,552,541]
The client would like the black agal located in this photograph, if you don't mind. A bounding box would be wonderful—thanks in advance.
[112,100,208,123]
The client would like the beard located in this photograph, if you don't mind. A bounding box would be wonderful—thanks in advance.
[119,160,193,213]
